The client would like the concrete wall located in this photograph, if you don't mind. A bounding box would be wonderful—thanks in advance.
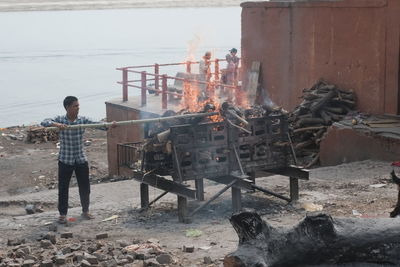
[105,97,178,176]
[320,126,400,165]
[106,103,143,175]
[241,0,400,114]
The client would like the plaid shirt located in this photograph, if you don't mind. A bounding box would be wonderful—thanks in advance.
[41,115,97,165]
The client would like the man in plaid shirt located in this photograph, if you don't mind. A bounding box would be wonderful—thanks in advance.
[41,96,115,223]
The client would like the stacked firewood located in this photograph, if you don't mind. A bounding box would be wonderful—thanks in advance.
[289,80,356,167]
[26,126,59,143]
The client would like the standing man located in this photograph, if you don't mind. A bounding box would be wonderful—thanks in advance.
[41,96,115,224]
[225,48,239,85]
[198,51,212,99]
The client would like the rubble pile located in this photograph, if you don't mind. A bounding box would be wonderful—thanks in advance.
[2,233,181,267]
[1,127,26,141]
[289,80,357,167]
[27,126,59,143]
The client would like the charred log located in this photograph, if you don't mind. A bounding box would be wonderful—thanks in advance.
[224,211,400,267]
[309,89,337,114]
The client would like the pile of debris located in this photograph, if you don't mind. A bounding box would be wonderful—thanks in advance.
[1,127,25,141]
[2,233,183,267]
[26,126,59,143]
[289,80,357,167]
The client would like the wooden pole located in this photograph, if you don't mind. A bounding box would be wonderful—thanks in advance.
[44,112,219,131]
[154,64,160,96]
[141,71,147,106]
[162,74,168,109]
[186,61,191,73]
[122,68,128,101]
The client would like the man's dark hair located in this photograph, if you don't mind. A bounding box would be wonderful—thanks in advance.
[63,96,78,109]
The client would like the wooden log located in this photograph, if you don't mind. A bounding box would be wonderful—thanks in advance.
[314,128,326,139]
[296,118,325,127]
[296,113,313,119]
[246,61,261,106]
[295,151,317,157]
[309,89,337,114]
[305,153,320,168]
[293,126,326,134]
[294,139,314,150]
[224,211,400,267]
[319,110,332,124]
[303,93,321,101]
[322,106,345,115]
[316,84,336,93]
[323,110,343,121]
[310,79,328,91]
[332,98,356,108]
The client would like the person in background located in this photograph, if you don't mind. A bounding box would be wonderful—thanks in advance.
[225,48,239,85]
[199,51,212,99]
[223,48,240,100]
[41,96,116,224]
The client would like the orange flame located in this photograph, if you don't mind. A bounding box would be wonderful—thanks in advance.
[180,44,249,119]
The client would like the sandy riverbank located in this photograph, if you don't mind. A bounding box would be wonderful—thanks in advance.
[0,0,250,12]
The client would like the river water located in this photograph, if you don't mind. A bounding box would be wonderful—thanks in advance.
[0,7,240,127]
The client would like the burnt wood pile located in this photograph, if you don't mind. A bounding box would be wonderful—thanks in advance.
[288,80,357,168]
[26,126,59,143]
[224,211,400,267]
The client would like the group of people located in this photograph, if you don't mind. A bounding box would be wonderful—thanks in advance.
[198,48,240,99]
[199,48,239,85]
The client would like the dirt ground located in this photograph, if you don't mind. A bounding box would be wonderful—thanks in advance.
[0,127,110,196]
[0,126,399,266]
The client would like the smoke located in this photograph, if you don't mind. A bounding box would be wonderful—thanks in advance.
[259,87,279,110]
[185,34,203,62]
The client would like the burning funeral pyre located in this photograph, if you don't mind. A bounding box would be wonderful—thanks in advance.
[121,79,357,179]
[124,101,294,182]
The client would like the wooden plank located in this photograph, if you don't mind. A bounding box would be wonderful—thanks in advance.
[246,61,261,105]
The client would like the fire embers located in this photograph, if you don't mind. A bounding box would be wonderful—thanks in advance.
[288,80,357,167]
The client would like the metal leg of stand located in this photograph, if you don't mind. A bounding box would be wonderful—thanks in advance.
[195,179,204,201]
[248,171,256,192]
[178,195,188,223]
[290,177,299,201]
[231,186,242,212]
[249,171,256,184]
[140,183,149,209]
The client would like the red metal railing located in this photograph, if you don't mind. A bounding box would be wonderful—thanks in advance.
[117,59,240,110]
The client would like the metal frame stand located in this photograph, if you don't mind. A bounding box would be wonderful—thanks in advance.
[132,166,308,223]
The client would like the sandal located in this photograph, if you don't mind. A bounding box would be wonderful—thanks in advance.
[58,215,67,224]
[81,212,94,220]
